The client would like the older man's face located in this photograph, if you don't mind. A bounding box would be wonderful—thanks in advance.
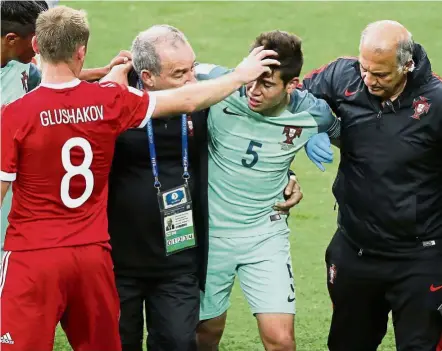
[152,41,197,91]
[359,45,407,100]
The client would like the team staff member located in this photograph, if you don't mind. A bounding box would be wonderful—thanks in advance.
[108,25,302,351]
[303,20,442,351]
[108,26,209,351]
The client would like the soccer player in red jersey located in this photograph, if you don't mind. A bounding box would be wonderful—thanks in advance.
[0,6,278,351]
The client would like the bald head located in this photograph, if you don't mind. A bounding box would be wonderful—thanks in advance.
[131,25,188,76]
[360,20,414,69]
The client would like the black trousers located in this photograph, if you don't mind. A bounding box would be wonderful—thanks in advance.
[116,273,200,351]
[325,230,442,351]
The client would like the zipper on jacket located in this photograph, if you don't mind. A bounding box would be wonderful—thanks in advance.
[358,248,363,256]
[376,110,382,129]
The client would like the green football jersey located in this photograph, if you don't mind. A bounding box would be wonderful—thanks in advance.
[196,64,340,237]
[1,60,40,105]
[1,61,29,105]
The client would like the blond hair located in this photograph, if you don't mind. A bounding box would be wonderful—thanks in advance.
[36,5,89,63]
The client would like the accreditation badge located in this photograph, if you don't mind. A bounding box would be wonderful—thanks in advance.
[157,184,197,256]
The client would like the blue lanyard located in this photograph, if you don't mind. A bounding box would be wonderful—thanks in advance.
[138,79,189,190]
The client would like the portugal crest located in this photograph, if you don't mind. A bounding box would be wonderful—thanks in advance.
[279,126,302,151]
[411,96,431,120]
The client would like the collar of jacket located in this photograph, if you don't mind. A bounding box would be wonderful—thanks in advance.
[406,43,433,88]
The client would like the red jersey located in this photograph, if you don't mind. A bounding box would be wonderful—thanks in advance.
[0,79,156,251]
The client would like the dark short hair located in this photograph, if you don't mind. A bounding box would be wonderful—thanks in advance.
[251,30,304,84]
[1,0,49,37]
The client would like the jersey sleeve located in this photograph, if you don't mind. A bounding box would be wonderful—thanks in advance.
[299,59,343,113]
[101,82,156,133]
[293,90,340,139]
[1,104,20,181]
[195,63,231,81]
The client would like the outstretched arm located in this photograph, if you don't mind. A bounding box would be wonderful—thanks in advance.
[152,47,278,117]
[102,46,280,119]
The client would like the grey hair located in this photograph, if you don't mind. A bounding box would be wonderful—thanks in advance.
[395,36,414,71]
[131,24,188,76]
[359,21,414,72]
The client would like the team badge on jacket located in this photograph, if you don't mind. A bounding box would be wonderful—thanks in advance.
[411,96,431,120]
[187,115,194,137]
[279,126,302,150]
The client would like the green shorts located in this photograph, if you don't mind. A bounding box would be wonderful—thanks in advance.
[200,231,295,320]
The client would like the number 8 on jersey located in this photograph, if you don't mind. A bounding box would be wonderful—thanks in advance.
[61,137,94,209]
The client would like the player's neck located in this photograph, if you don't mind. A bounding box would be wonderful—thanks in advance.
[260,94,290,117]
[41,61,79,84]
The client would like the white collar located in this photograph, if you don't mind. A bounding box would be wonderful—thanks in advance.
[40,78,81,89]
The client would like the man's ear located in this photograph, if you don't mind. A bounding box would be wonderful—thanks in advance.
[141,70,155,89]
[286,77,300,94]
[5,32,19,46]
[76,45,87,62]
[404,59,415,73]
[31,36,39,54]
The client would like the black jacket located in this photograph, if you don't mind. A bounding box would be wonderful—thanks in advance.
[108,70,209,290]
[302,44,442,257]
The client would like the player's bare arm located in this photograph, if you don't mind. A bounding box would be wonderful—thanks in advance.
[152,46,279,117]
[101,46,279,118]
[101,61,132,85]
[1,181,11,206]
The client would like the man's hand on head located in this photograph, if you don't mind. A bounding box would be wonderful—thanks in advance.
[105,50,133,73]
[78,51,133,82]
[100,60,133,85]
[233,46,280,85]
